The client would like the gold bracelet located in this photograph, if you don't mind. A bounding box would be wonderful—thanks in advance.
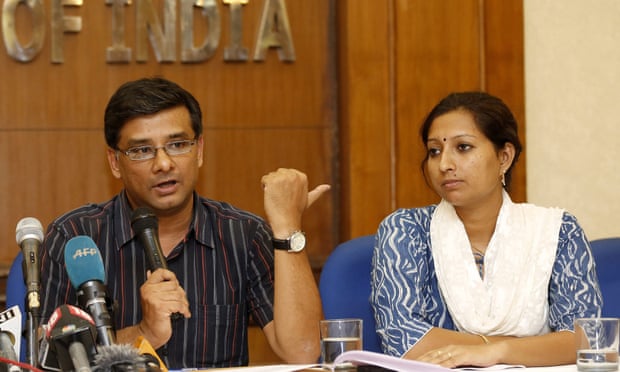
[478,334,490,344]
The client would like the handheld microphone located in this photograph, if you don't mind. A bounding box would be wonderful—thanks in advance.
[0,306,22,372]
[130,207,167,271]
[131,207,182,321]
[64,236,116,346]
[41,304,97,372]
[15,217,44,313]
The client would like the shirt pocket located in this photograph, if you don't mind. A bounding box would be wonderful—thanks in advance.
[172,303,247,367]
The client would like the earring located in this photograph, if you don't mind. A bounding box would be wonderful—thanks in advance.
[501,173,506,187]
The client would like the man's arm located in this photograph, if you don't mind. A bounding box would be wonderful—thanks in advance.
[260,168,330,363]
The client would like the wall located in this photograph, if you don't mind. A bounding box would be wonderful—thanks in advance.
[524,0,620,239]
[0,1,337,267]
[339,0,526,239]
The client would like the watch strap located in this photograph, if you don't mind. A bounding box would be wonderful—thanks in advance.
[272,237,290,250]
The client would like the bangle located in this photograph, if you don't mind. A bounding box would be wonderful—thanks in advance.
[478,334,490,344]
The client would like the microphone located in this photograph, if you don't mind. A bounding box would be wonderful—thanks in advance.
[16,217,44,367]
[64,236,116,346]
[131,207,182,321]
[41,304,97,372]
[15,217,44,313]
[130,207,167,271]
[0,306,22,372]
[93,344,162,372]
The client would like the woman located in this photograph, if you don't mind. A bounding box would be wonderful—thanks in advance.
[370,92,601,367]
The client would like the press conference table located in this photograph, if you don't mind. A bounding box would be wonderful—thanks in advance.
[175,363,582,372]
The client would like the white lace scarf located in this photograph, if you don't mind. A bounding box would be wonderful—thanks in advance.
[430,191,564,336]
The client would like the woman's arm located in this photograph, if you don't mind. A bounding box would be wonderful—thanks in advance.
[411,327,573,367]
[411,213,602,367]
[371,207,452,356]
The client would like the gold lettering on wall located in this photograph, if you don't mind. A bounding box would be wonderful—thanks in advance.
[223,0,248,61]
[136,0,176,62]
[106,0,131,63]
[181,0,220,63]
[51,0,83,63]
[253,0,294,62]
[1,0,295,64]
[2,0,45,63]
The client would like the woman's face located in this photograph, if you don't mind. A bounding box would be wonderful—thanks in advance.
[425,110,514,209]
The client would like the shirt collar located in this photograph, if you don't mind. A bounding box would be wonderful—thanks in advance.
[113,190,215,251]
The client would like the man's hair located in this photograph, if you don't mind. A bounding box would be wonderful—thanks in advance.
[104,77,203,149]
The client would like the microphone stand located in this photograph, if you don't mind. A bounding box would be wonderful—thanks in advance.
[25,292,40,368]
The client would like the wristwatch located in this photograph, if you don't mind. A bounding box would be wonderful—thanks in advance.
[272,231,306,253]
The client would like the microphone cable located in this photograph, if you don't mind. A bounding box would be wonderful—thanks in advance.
[0,355,44,372]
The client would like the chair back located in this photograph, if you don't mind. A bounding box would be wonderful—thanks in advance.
[6,251,26,361]
[319,235,381,352]
[590,238,620,317]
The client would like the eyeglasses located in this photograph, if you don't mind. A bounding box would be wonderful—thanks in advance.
[117,139,197,161]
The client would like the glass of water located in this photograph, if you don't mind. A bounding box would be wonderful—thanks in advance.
[575,318,620,372]
[319,318,363,365]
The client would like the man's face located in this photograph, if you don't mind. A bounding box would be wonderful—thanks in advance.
[106,105,204,217]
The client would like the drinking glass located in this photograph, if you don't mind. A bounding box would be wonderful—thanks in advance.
[575,318,619,372]
[319,318,363,365]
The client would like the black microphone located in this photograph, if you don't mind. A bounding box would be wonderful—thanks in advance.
[15,217,44,314]
[0,306,22,372]
[64,236,116,347]
[40,304,97,372]
[131,207,182,321]
[130,207,167,272]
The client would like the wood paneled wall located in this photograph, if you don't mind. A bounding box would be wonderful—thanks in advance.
[339,0,525,239]
[0,0,337,265]
[0,0,524,365]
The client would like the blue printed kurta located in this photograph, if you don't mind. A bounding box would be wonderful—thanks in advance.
[370,205,602,356]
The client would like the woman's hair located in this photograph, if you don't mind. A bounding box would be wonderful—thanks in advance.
[419,91,523,188]
[104,77,203,149]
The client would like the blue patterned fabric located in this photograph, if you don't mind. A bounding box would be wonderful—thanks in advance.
[370,205,602,357]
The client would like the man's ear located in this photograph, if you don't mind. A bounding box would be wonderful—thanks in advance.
[196,135,204,168]
[106,148,122,179]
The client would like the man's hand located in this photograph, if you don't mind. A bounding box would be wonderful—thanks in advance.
[138,268,191,348]
[261,168,330,237]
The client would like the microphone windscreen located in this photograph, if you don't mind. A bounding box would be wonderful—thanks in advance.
[15,217,44,245]
[64,236,106,288]
[93,344,140,372]
[131,207,158,233]
[93,344,163,372]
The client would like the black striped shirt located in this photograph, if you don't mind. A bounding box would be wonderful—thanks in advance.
[40,190,275,368]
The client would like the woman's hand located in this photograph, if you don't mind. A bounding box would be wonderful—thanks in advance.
[418,343,505,368]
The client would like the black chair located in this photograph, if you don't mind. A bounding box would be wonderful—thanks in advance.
[590,237,620,317]
[319,235,381,352]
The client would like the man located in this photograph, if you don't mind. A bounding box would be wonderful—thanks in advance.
[39,77,328,368]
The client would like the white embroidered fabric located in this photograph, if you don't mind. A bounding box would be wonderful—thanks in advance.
[430,191,564,336]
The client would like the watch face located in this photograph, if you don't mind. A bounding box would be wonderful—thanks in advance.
[289,231,306,252]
